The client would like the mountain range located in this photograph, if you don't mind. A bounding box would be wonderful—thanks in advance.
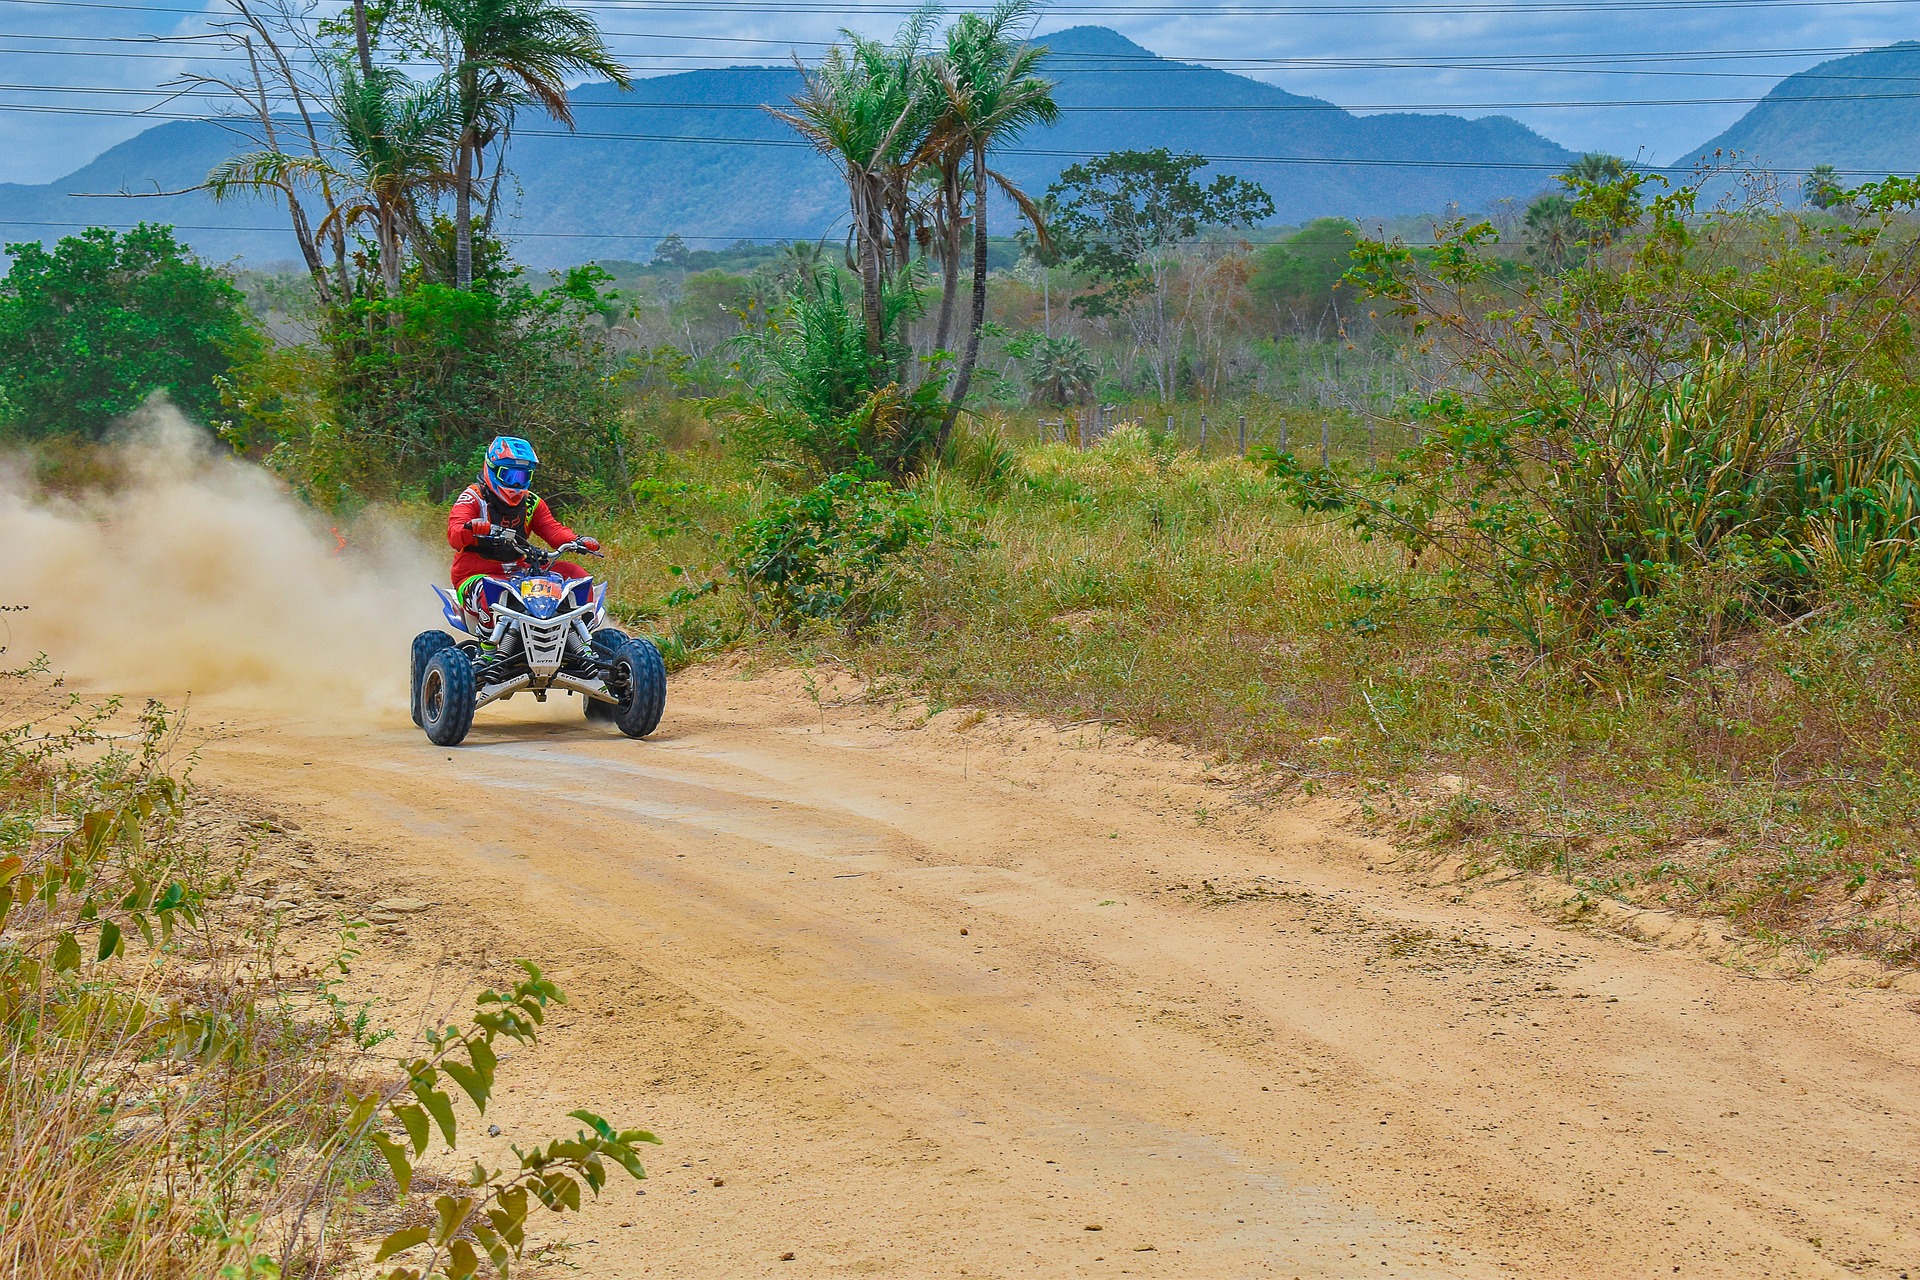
[0,27,1575,267]
[1674,42,1920,181]
[5,27,1918,269]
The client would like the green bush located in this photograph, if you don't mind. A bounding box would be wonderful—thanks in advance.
[721,274,942,479]
[1290,176,1920,654]
[0,225,261,439]
[238,262,639,506]
[725,469,932,633]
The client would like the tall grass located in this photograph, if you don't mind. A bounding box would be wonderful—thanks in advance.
[835,430,1920,962]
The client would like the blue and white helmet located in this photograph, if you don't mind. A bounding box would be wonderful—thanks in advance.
[483,436,538,505]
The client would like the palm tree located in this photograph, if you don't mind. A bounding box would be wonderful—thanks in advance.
[420,0,630,290]
[205,148,352,304]
[771,9,938,361]
[1563,152,1630,186]
[325,61,455,292]
[1803,163,1844,210]
[935,0,1058,447]
[1524,194,1581,272]
[1024,332,1097,406]
[779,238,829,292]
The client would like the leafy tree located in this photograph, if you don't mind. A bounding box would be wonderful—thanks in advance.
[1046,149,1272,399]
[650,232,692,268]
[933,0,1059,445]
[419,0,631,290]
[276,262,630,502]
[1804,163,1845,210]
[1250,217,1358,331]
[0,225,261,440]
[1048,150,1273,314]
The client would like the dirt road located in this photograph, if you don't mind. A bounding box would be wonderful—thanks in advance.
[188,664,1920,1279]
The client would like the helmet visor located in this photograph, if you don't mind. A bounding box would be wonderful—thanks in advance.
[491,464,533,489]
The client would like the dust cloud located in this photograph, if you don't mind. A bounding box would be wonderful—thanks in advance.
[0,402,443,712]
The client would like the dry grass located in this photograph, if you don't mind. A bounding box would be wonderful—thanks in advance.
[0,675,367,1277]
[590,425,1920,965]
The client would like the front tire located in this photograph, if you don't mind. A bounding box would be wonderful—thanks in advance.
[584,628,628,723]
[411,630,456,726]
[610,637,667,739]
[420,647,477,746]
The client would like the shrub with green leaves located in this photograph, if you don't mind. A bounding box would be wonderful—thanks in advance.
[721,274,943,479]
[1284,172,1920,654]
[0,224,261,440]
[233,262,637,507]
[725,469,932,633]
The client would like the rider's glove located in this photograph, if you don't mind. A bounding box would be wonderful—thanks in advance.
[577,536,601,554]
[465,518,493,540]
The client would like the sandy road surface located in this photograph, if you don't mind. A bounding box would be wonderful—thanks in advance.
[186,664,1920,1279]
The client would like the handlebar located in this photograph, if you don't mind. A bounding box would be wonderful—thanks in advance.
[502,532,603,566]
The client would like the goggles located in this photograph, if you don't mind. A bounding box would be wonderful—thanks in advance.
[490,464,534,489]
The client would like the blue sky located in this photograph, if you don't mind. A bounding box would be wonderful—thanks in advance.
[1,0,1917,184]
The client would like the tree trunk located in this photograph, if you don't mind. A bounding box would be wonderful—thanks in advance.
[939,140,990,450]
[380,202,400,293]
[931,165,961,365]
[855,177,885,361]
[352,0,374,77]
[455,132,474,290]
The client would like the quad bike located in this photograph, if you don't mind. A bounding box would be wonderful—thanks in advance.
[409,533,666,747]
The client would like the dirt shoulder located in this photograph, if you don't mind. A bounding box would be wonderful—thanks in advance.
[187,661,1920,1278]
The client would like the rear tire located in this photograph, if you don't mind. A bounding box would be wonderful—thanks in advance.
[411,630,456,726]
[420,647,476,746]
[610,637,667,739]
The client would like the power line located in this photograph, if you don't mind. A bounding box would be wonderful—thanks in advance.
[24,40,1920,87]
[8,23,1920,66]
[0,45,1908,81]
[5,0,1920,14]
[0,25,1906,60]
[23,77,1920,112]
[0,217,810,238]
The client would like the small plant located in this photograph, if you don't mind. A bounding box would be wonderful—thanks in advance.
[725,469,933,634]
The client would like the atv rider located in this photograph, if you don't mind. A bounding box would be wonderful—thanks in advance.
[447,436,600,605]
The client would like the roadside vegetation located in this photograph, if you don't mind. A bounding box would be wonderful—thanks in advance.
[5,22,1920,1272]
[0,652,656,1277]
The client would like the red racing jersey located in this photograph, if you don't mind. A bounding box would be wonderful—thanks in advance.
[446,483,578,586]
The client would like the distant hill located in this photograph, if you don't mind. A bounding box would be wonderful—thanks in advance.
[1,26,1575,267]
[1674,42,1920,190]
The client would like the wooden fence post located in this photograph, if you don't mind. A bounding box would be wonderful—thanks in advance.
[1200,414,1208,453]
[1321,420,1330,468]
[1238,414,1247,456]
